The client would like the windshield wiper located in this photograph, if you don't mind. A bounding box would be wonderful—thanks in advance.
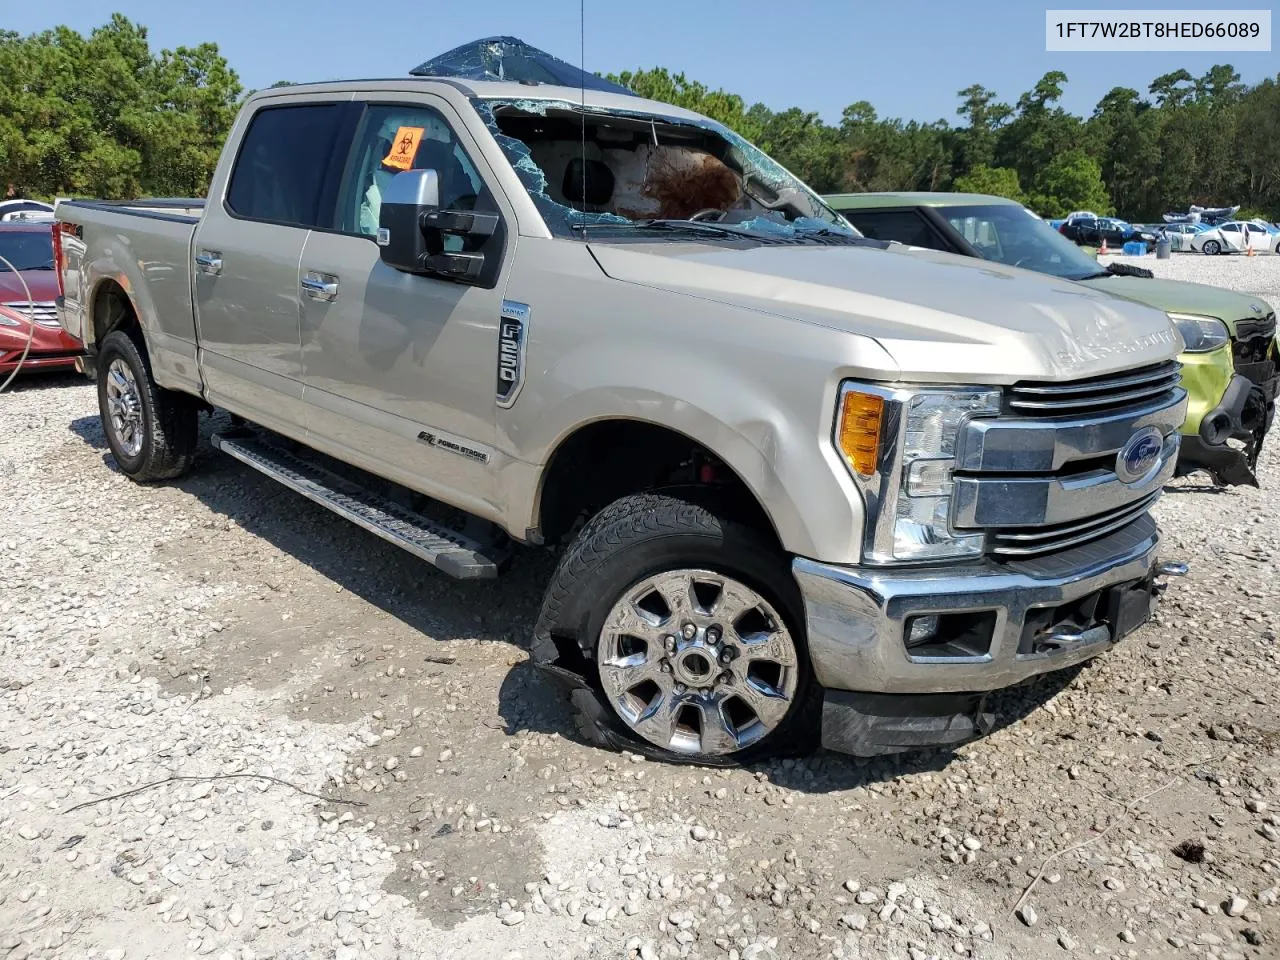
[589,219,746,240]
[1075,262,1155,281]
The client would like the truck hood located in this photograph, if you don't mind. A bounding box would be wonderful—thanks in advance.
[588,241,1181,382]
[0,270,58,304]
[1078,274,1274,332]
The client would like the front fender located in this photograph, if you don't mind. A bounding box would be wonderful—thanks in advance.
[504,335,897,564]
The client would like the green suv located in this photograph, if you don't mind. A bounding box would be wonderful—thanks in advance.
[826,192,1278,486]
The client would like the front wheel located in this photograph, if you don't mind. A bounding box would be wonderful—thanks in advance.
[532,493,819,765]
[97,329,198,481]
[1202,240,1221,256]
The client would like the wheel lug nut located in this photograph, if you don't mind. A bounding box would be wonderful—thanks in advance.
[719,649,732,664]
[674,683,687,695]
[706,627,721,644]
[665,635,677,652]
[718,672,733,685]
[661,662,673,673]
[682,623,697,640]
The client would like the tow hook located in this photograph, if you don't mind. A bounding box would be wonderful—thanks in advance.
[1152,560,1189,597]
[1035,624,1111,653]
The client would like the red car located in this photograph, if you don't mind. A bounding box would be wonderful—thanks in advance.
[0,222,83,375]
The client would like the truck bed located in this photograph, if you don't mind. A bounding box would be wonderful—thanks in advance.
[57,198,205,394]
[58,198,206,222]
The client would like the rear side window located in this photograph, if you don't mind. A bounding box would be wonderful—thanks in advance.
[227,104,343,227]
[841,210,950,252]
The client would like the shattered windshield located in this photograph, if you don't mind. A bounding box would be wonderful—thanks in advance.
[471,97,859,243]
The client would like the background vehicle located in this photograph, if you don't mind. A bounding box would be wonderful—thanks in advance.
[0,303,83,376]
[0,221,60,326]
[1157,221,1211,252]
[1059,216,1156,250]
[826,191,1278,485]
[1190,220,1279,255]
[56,49,1188,765]
[1163,204,1239,225]
[0,199,55,222]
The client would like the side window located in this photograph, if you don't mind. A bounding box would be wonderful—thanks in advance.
[842,211,950,252]
[227,104,343,227]
[1221,223,1239,233]
[338,103,485,240]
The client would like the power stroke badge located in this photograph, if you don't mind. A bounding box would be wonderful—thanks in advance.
[496,300,529,408]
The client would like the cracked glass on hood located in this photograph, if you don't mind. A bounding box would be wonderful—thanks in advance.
[470,97,859,243]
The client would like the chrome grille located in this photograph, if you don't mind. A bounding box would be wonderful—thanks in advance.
[3,300,59,327]
[988,491,1161,558]
[1007,361,1182,416]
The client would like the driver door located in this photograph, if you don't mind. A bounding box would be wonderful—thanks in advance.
[297,96,515,521]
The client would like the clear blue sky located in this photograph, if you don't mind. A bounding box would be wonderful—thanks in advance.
[17,2,1280,124]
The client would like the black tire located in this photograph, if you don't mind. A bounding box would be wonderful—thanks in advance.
[532,492,820,766]
[1203,240,1221,256]
[97,329,198,482]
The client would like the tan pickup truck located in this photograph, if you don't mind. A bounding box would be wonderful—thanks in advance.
[55,71,1187,764]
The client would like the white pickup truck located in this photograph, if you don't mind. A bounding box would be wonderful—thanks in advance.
[55,68,1188,764]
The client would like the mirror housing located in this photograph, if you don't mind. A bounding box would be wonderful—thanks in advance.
[377,169,500,284]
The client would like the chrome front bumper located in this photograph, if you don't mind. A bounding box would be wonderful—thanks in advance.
[793,524,1167,696]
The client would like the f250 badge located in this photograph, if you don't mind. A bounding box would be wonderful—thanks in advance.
[496,300,529,408]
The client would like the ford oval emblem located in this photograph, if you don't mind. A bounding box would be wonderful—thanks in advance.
[1116,427,1164,484]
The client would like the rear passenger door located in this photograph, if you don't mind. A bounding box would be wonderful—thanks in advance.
[296,95,515,522]
[193,97,352,435]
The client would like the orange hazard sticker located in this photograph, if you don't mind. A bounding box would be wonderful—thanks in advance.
[382,126,425,170]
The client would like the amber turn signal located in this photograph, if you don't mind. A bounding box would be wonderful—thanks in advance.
[838,391,884,476]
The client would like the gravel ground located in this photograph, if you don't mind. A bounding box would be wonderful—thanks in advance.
[2,256,1279,960]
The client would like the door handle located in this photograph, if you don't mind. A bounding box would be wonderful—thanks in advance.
[301,273,339,302]
[194,251,222,275]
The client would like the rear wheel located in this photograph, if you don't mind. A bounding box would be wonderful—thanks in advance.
[533,493,819,765]
[97,330,198,481]
[1202,239,1221,256]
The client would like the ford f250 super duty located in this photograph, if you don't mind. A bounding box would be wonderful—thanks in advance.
[55,64,1190,763]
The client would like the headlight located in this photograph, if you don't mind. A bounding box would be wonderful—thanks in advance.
[835,383,1001,562]
[1169,313,1229,353]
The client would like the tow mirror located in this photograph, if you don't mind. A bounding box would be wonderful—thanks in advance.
[377,169,499,284]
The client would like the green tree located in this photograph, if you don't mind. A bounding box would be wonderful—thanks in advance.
[1233,77,1280,215]
[995,71,1084,187]
[1088,87,1162,219]
[1027,149,1111,218]
[0,15,240,199]
[953,165,1024,203]
[953,84,1011,176]
[608,67,761,141]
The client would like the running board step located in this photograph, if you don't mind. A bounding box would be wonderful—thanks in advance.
[211,432,502,579]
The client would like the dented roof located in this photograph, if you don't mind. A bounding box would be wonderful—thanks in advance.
[409,36,636,96]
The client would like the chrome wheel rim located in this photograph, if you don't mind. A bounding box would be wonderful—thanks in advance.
[597,569,799,757]
[104,358,144,458]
